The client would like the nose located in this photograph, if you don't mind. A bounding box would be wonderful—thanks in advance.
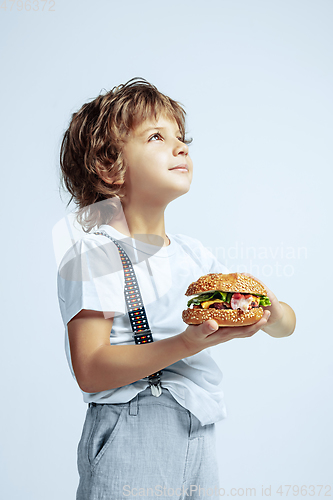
[173,138,189,156]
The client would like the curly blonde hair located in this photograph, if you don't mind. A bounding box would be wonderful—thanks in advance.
[59,77,192,232]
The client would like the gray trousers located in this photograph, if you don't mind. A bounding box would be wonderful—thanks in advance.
[76,387,220,499]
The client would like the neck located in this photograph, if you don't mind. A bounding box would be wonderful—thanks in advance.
[109,199,170,247]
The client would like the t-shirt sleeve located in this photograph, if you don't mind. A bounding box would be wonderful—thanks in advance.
[57,235,127,326]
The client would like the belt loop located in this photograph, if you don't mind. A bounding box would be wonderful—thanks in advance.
[129,394,138,416]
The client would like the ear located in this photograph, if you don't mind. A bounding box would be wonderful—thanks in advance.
[111,179,125,185]
[99,170,124,185]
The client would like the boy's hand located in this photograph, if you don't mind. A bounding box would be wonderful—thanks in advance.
[180,310,271,356]
[239,273,296,338]
[240,272,283,327]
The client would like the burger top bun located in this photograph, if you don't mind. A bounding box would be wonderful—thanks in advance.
[185,272,267,297]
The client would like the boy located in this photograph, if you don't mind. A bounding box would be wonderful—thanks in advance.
[57,77,296,499]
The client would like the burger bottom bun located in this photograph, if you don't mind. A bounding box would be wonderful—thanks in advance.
[182,307,264,327]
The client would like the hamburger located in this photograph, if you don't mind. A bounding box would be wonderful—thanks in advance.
[182,273,271,327]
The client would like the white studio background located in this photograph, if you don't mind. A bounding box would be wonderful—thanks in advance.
[1,1,332,499]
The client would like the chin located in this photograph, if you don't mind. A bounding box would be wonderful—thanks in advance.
[169,185,191,202]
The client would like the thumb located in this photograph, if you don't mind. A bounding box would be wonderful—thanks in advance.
[205,320,219,332]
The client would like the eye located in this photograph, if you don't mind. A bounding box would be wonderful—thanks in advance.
[148,133,162,142]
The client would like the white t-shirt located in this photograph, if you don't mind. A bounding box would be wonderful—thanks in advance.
[57,224,230,426]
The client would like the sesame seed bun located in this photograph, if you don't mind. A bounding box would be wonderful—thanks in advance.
[185,272,267,297]
[182,306,264,327]
[182,273,267,327]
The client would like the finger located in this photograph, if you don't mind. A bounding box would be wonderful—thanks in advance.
[233,324,264,339]
[214,323,260,341]
[263,310,271,320]
[213,310,270,334]
[207,310,271,343]
[232,311,271,337]
[252,310,271,327]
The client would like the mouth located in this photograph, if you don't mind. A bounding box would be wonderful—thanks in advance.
[169,164,189,172]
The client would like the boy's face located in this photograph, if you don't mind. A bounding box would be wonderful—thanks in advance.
[119,113,193,207]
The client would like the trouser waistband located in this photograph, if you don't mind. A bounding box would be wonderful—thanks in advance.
[88,386,187,417]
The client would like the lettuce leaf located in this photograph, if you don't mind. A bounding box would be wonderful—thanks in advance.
[187,291,271,308]
[187,291,227,307]
[259,296,271,306]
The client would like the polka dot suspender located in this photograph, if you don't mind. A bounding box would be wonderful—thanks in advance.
[94,230,163,397]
